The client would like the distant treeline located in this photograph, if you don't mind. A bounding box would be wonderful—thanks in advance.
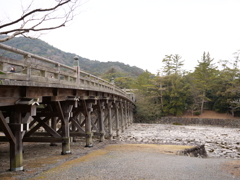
[133,53,240,122]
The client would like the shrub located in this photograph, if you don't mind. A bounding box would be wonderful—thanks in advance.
[194,111,200,116]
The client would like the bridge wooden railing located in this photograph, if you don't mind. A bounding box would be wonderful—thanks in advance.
[0,43,132,101]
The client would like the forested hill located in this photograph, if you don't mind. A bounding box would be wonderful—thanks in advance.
[0,36,144,77]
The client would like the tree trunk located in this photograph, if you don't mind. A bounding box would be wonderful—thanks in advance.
[200,91,205,114]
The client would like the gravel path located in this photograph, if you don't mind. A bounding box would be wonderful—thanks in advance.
[29,144,238,180]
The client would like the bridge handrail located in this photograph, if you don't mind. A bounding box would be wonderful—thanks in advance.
[0,43,132,101]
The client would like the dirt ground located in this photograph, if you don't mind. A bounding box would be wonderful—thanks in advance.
[0,138,114,180]
[182,110,239,119]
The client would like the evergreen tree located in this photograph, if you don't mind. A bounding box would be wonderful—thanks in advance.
[192,52,218,114]
[161,54,184,75]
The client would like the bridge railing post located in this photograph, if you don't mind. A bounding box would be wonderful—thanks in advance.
[1,62,9,72]
[74,66,80,87]
[54,63,60,80]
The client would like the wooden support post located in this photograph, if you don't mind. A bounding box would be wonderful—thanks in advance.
[9,109,23,171]
[79,112,83,124]
[124,101,128,129]
[126,102,130,127]
[71,108,82,142]
[130,104,134,124]
[120,102,124,133]
[0,111,16,144]
[59,102,73,155]
[130,104,133,124]
[107,102,113,140]
[50,117,58,146]
[72,117,77,142]
[82,100,93,147]
[97,101,105,142]
[114,102,120,137]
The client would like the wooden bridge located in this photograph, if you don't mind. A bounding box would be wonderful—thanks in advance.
[0,43,135,171]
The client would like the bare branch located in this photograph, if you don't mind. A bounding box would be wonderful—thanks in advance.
[0,0,83,42]
[0,0,71,29]
[0,31,23,42]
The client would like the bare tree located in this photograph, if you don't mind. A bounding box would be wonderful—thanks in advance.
[0,0,85,42]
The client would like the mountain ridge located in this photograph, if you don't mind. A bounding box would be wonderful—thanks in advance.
[0,36,144,77]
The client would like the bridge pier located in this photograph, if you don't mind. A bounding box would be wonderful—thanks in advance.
[50,117,58,146]
[127,102,130,127]
[120,102,124,133]
[82,100,93,147]
[107,101,113,140]
[97,100,105,142]
[59,102,73,155]
[9,109,23,171]
[114,102,120,137]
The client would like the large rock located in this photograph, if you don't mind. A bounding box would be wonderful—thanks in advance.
[177,145,208,158]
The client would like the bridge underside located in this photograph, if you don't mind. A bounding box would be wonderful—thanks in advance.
[0,85,134,171]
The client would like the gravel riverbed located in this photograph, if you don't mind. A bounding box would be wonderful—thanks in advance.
[119,123,240,159]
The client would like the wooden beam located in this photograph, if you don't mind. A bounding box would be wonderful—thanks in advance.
[71,118,85,133]
[34,117,61,138]
[81,99,88,117]
[55,101,65,124]
[91,120,98,131]
[24,114,52,137]
[0,97,19,106]
[0,111,16,144]
[51,96,67,101]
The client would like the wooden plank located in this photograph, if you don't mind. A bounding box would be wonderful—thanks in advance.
[0,111,16,144]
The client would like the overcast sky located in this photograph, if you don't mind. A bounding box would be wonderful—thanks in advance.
[2,0,240,74]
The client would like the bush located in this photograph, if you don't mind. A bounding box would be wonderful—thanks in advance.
[194,111,200,116]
